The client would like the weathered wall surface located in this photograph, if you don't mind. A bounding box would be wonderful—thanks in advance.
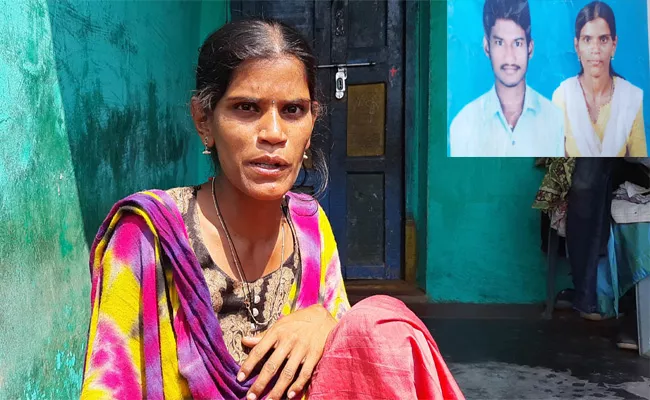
[0,0,226,397]
[0,1,90,397]
[47,0,204,245]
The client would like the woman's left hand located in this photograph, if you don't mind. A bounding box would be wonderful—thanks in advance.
[238,304,337,400]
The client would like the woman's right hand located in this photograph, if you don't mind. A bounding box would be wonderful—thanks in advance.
[239,304,337,400]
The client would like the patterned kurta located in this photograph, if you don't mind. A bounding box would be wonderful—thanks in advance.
[81,189,350,399]
[167,186,300,364]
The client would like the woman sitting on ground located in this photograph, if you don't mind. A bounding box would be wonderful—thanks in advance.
[80,18,464,400]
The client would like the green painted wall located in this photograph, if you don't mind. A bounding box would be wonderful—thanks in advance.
[0,2,89,397]
[412,0,431,291]
[0,0,226,397]
[48,0,206,245]
[421,0,563,304]
[197,0,231,179]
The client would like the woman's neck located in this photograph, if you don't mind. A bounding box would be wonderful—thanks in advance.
[212,175,285,243]
[580,72,613,97]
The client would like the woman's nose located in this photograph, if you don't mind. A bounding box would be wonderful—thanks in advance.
[590,41,600,52]
[258,108,287,145]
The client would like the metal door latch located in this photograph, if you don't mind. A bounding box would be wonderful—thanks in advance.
[335,67,347,99]
[317,62,376,100]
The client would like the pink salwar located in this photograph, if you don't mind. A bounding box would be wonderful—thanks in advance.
[307,295,465,400]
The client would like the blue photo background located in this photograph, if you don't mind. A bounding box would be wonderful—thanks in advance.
[447,0,650,156]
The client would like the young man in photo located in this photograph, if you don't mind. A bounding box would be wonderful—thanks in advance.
[449,0,565,157]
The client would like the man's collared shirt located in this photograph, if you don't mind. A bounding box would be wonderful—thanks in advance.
[449,85,565,157]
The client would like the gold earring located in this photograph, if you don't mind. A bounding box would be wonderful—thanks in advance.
[202,138,211,155]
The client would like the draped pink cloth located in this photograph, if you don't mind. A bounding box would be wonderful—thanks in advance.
[308,295,465,400]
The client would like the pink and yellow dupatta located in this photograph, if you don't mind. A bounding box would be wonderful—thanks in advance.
[81,189,349,399]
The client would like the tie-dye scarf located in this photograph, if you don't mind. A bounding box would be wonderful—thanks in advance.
[81,189,349,399]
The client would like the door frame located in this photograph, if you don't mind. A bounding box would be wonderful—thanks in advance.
[403,0,428,289]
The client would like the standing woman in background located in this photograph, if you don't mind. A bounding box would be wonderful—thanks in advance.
[80,18,464,400]
[552,0,647,157]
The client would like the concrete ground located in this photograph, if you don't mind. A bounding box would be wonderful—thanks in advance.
[346,281,650,400]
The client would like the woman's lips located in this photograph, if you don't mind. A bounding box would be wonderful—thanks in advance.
[247,161,290,177]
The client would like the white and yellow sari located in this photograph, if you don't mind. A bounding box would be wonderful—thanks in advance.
[553,76,647,157]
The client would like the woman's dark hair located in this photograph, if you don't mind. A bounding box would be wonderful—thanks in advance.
[575,1,623,78]
[194,18,329,197]
[483,0,532,44]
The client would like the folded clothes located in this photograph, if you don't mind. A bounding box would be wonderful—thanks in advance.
[613,181,650,204]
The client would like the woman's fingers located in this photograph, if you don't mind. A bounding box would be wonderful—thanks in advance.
[241,334,263,348]
[266,346,307,400]
[286,351,320,399]
[246,342,294,400]
[238,331,276,382]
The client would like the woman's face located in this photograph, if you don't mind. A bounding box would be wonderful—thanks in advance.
[575,17,617,78]
[200,55,316,201]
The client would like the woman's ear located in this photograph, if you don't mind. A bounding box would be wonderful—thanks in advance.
[191,97,212,138]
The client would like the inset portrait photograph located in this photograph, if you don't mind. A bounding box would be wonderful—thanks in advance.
[447,0,650,157]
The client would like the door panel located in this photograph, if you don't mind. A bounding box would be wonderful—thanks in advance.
[230,0,404,280]
[328,0,403,279]
[346,83,386,158]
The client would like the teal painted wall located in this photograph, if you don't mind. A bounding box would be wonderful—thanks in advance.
[412,0,431,291]
[0,0,226,397]
[48,0,205,245]
[421,0,566,303]
[197,0,231,179]
[0,2,89,397]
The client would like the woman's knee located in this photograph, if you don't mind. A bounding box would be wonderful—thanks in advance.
[330,295,427,343]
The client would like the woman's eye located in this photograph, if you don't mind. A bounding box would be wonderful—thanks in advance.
[284,105,304,115]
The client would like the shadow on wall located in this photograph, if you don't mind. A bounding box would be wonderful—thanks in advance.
[46,0,204,246]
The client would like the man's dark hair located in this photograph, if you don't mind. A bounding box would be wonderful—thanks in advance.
[483,0,532,43]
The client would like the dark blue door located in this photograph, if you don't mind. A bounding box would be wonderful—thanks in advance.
[231,0,405,280]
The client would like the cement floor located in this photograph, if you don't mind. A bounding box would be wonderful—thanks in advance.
[428,316,649,399]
